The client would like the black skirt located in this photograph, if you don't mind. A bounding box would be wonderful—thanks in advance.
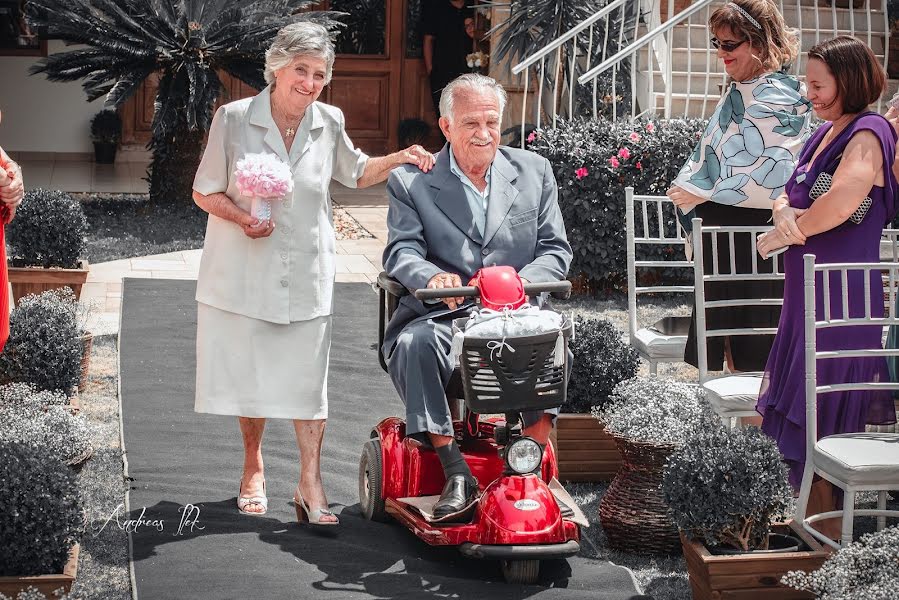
[684,201,783,372]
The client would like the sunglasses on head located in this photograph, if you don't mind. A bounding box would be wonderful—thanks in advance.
[710,37,747,52]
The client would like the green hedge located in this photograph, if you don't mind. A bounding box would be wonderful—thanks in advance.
[528,117,707,290]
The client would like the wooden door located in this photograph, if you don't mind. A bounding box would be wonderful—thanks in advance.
[121,1,435,153]
[317,0,402,155]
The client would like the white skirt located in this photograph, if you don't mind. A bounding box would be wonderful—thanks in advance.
[195,303,331,420]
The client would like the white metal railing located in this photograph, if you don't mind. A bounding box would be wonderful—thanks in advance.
[512,0,893,138]
[508,0,643,146]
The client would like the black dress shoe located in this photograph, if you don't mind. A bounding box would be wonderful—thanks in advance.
[433,474,478,518]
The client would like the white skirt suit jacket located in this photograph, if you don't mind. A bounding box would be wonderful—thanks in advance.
[192,86,368,420]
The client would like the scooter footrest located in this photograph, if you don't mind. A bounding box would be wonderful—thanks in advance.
[397,494,479,524]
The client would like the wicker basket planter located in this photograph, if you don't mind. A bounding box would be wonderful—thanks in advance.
[0,543,80,598]
[682,522,828,600]
[551,414,623,482]
[8,260,90,305]
[599,433,680,555]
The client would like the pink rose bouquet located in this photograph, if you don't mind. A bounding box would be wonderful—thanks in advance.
[234,152,293,221]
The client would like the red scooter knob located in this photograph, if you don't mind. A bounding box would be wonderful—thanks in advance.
[468,266,527,311]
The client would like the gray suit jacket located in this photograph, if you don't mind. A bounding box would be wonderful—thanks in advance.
[382,144,572,355]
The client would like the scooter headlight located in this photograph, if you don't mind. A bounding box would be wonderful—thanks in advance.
[505,437,543,474]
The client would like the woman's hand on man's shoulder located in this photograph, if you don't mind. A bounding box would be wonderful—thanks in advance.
[399,145,435,173]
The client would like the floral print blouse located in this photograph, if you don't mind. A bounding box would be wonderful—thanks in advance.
[674,71,813,210]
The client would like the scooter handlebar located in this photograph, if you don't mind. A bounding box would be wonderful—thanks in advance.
[412,280,571,301]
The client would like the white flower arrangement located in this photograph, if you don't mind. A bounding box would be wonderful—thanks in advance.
[0,402,93,466]
[782,525,899,599]
[595,376,720,445]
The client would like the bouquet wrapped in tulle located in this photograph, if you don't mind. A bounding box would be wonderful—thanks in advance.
[234,152,293,221]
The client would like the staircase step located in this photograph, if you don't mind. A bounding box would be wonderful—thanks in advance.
[652,4,884,30]
[649,70,898,95]
[665,23,887,54]
[638,47,886,71]
[780,3,885,29]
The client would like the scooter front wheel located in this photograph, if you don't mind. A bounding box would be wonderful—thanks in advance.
[501,559,540,585]
[359,438,390,522]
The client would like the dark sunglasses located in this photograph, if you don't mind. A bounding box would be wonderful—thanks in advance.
[710,37,747,52]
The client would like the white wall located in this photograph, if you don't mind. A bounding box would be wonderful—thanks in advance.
[0,41,102,155]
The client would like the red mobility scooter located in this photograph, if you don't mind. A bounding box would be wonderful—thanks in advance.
[359,267,583,585]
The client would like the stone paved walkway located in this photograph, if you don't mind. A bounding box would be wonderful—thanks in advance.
[83,183,389,335]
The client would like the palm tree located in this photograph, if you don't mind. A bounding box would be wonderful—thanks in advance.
[25,0,341,204]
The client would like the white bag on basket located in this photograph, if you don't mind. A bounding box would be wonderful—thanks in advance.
[450,305,566,368]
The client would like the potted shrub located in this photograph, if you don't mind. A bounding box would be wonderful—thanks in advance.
[0,383,93,467]
[0,441,83,597]
[664,427,828,599]
[783,525,899,599]
[0,289,83,399]
[6,189,89,304]
[595,376,720,554]
[90,109,122,164]
[551,316,639,481]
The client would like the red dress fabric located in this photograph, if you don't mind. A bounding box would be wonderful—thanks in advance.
[0,204,11,352]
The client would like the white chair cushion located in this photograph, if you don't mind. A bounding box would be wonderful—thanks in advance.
[814,433,899,486]
[702,373,763,413]
[632,327,687,361]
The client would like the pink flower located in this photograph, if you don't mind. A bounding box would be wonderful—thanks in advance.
[609,156,620,168]
[575,167,589,180]
[618,147,631,160]
[629,132,641,143]
[636,161,643,170]
[645,122,655,133]
[234,152,293,199]
[527,131,537,143]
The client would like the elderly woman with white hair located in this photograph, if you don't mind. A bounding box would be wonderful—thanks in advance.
[192,21,434,525]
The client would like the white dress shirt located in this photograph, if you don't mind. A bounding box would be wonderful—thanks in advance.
[448,147,491,235]
[193,86,368,324]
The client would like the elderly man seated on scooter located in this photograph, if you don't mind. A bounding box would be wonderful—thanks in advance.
[381,73,572,518]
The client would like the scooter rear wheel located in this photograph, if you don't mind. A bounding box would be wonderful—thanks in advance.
[501,559,540,584]
[359,438,389,522]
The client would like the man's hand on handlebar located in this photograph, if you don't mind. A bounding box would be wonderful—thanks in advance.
[426,272,466,310]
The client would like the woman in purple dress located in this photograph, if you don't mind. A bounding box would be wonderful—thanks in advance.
[755,36,898,539]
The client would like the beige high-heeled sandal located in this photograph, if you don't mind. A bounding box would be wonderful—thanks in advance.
[293,486,339,526]
[237,481,267,516]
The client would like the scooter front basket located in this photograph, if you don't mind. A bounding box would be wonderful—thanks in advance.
[455,316,571,414]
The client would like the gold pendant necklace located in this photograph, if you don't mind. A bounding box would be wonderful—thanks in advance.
[273,103,301,138]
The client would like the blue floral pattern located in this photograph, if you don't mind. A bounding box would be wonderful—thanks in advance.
[674,71,812,208]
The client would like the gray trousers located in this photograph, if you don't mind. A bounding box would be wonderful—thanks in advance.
[386,315,558,438]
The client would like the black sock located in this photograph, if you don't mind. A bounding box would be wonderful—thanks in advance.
[435,440,473,480]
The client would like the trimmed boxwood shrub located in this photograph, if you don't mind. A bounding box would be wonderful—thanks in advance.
[7,188,87,268]
[662,426,792,551]
[0,440,83,576]
[563,316,639,413]
[90,109,122,144]
[529,117,708,290]
[0,289,82,395]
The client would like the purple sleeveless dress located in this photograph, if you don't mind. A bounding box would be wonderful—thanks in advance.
[756,112,899,488]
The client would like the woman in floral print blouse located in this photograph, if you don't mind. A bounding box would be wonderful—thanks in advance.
[668,0,812,375]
